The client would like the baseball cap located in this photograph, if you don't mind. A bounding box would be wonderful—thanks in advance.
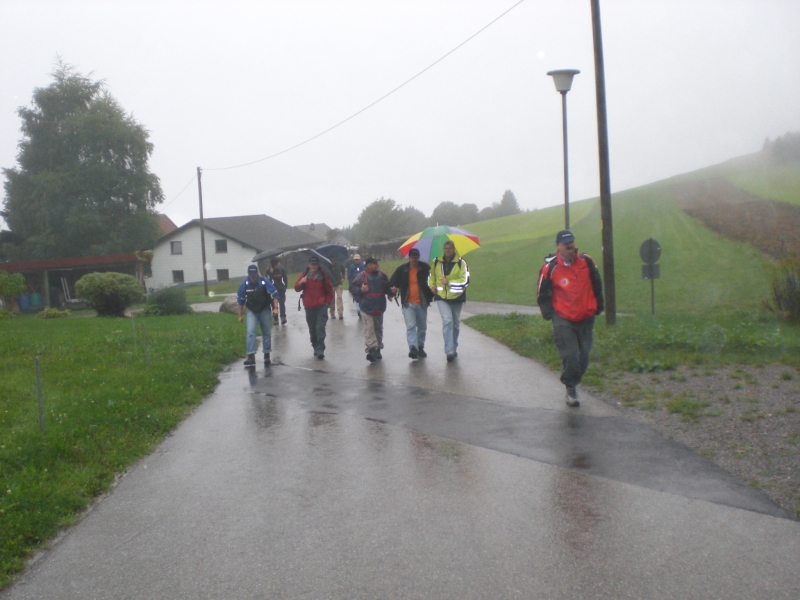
[353,253,361,260]
[365,257,378,265]
[407,248,420,257]
[556,230,575,244]
[247,264,259,275]
[308,256,320,264]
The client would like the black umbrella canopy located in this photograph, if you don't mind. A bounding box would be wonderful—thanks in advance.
[315,244,348,262]
[297,248,335,280]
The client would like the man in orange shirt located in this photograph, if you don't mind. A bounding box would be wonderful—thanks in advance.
[537,230,604,407]
[389,248,434,359]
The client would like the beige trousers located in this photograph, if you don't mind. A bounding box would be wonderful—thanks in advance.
[362,313,384,352]
[329,285,344,317]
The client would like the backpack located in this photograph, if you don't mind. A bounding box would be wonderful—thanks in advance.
[245,279,271,313]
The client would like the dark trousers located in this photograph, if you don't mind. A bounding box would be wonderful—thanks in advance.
[276,290,287,319]
[304,307,328,354]
[552,314,595,389]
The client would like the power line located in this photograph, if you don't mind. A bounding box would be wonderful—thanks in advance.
[205,0,527,172]
[160,174,196,210]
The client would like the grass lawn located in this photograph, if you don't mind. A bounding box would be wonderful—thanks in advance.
[0,312,242,588]
[465,179,772,315]
[466,310,800,392]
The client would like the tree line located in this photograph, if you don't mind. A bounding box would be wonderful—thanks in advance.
[338,190,523,244]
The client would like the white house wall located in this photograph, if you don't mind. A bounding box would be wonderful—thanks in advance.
[148,224,256,289]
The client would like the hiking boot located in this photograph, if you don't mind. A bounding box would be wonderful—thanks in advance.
[317,353,324,360]
[338,315,343,320]
[375,350,382,360]
[264,353,271,365]
[281,318,287,325]
[273,316,279,325]
[243,354,256,366]
[366,349,377,362]
[446,353,456,363]
[418,346,427,358]
[408,346,419,359]
[566,387,580,408]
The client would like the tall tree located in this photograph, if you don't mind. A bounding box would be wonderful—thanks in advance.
[479,190,521,221]
[1,61,163,260]
[353,198,426,243]
[430,201,479,226]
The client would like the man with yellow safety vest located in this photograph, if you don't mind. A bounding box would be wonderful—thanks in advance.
[428,240,469,362]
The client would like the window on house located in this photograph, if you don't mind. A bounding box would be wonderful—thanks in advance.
[216,269,229,282]
[170,241,182,255]
[172,270,184,284]
[215,239,228,253]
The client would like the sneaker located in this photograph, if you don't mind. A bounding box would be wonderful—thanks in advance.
[366,350,377,362]
[408,347,419,359]
[446,353,456,363]
[317,353,324,360]
[338,315,343,320]
[375,350,382,360]
[273,317,279,325]
[281,318,287,325]
[243,354,256,366]
[566,387,580,408]
[418,346,427,358]
[264,353,271,365]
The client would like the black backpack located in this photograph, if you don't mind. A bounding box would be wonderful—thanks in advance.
[245,279,271,313]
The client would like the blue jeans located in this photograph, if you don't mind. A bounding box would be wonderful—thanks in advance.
[246,307,273,355]
[402,302,428,349]
[436,301,462,355]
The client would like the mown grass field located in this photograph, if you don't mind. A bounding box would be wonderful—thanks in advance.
[463,149,800,382]
[465,178,772,315]
[0,313,242,588]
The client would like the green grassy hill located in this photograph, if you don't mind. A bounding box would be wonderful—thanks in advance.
[465,150,798,316]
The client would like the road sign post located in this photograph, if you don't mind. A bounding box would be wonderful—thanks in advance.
[640,238,661,316]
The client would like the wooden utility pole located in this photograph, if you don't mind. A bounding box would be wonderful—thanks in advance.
[197,167,209,297]
[591,0,616,325]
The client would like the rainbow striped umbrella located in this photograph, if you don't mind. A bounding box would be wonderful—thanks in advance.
[398,226,481,261]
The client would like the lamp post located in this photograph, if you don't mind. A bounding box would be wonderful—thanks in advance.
[547,69,580,230]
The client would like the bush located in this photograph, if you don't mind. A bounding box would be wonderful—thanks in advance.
[0,271,26,305]
[37,307,71,319]
[766,258,800,321]
[145,286,192,316]
[75,272,144,317]
[0,308,15,320]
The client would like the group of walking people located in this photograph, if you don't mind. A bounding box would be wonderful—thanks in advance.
[236,240,470,366]
[237,229,603,408]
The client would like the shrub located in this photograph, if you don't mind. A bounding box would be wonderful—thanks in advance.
[37,307,71,319]
[0,271,26,305]
[0,308,15,320]
[75,272,144,317]
[766,258,800,321]
[145,286,192,316]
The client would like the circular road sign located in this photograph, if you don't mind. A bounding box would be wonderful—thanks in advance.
[639,238,661,265]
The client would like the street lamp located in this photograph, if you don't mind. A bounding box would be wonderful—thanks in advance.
[547,69,580,230]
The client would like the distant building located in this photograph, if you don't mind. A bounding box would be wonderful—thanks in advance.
[149,214,319,289]
[295,223,352,246]
[157,214,178,236]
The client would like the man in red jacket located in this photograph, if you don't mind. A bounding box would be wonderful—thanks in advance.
[537,230,604,408]
[294,256,334,359]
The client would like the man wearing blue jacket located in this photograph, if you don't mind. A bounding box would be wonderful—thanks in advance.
[356,257,395,362]
[237,264,280,366]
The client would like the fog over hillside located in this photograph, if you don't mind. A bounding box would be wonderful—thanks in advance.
[1,0,798,231]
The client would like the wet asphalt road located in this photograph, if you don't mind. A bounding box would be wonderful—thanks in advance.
[3,293,799,599]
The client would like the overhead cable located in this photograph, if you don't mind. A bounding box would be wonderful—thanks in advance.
[205,0,527,172]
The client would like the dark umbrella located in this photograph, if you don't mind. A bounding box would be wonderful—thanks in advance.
[314,244,349,263]
[296,248,335,281]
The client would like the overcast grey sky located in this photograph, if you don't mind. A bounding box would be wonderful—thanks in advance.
[2,0,799,231]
